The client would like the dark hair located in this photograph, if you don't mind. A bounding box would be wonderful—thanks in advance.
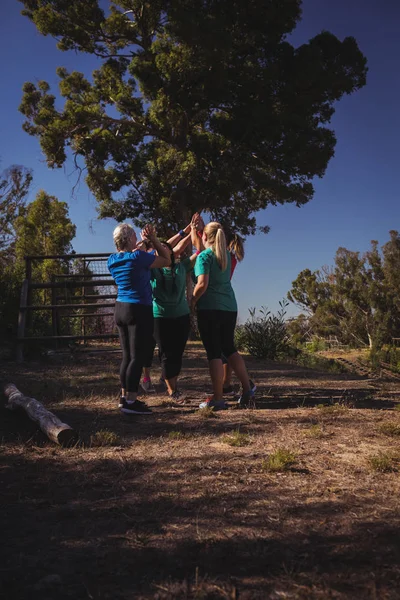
[158,242,177,293]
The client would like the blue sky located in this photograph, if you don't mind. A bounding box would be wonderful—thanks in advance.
[1,0,399,320]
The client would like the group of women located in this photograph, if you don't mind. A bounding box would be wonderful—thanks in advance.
[107,214,255,415]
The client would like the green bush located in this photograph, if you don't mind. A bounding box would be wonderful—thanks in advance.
[234,324,247,351]
[369,345,400,373]
[239,300,289,359]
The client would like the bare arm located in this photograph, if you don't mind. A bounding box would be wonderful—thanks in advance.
[191,222,203,252]
[191,274,209,308]
[173,234,192,256]
[142,224,171,268]
[167,223,191,248]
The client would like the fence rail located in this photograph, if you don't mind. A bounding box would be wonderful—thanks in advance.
[17,253,118,362]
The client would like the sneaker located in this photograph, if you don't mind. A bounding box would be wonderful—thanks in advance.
[199,397,227,411]
[120,399,153,415]
[223,385,236,396]
[169,390,186,405]
[237,389,256,409]
[141,379,156,393]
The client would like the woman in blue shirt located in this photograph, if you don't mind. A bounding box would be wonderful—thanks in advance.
[108,223,170,414]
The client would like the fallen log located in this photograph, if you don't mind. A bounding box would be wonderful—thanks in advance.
[4,384,77,446]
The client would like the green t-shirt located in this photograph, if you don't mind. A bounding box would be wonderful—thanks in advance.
[151,257,193,318]
[194,248,237,312]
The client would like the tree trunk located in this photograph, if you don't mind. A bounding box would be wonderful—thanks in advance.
[4,384,77,446]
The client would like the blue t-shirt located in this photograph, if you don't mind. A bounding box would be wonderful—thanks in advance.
[108,251,156,305]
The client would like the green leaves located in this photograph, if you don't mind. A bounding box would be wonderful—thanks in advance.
[288,233,400,349]
[19,0,367,236]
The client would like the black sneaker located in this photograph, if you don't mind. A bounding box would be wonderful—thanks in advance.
[120,399,152,415]
[223,385,236,396]
[237,389,256,409]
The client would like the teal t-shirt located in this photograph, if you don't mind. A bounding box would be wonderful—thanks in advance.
[151,257,193,318]
[194,248,237,312]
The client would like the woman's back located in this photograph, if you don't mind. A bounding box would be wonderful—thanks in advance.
[194,248,237,312]
[151,257,192,318]
[108,250,155,304]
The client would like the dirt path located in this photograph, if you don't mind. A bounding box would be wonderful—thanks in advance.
[1,344,400,599]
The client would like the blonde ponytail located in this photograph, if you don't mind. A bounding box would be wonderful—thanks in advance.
[228,234,245,262]
[204,222,228,271]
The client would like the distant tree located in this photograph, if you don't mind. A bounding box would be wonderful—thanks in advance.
[288,234,400,349]
[14,190,76,280]
[18,0,367,236]
[0,165,32,259]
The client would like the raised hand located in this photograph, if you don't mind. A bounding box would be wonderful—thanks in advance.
[142,223,157,242]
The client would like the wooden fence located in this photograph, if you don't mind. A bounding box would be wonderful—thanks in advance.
[17,253,118,362]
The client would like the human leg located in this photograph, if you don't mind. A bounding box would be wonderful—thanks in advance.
[219,311,251,394]
[197,310,225,408]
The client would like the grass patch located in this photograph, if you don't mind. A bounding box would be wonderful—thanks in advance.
[168,430,185,440]
[369,452,398,473]
[160,399,176,408]
[394,404,400,412]
[262,448,297,472]
[90,429,121,447]
[316,403,348,414]
[379,422,400,437]
[222,430,251,447]
[197,407,218,419]
[304,424,324,438]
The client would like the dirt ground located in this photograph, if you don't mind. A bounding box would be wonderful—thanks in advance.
[1,343,400,600]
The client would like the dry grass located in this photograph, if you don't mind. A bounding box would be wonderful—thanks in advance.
[2,343,400,599]
[369,452,399,473]
[379,422,400,436]
[262,447,297,472]
[90,429,121,447]
[222,429,250,447]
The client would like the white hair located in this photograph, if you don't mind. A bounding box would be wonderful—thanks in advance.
[113,223,135,251]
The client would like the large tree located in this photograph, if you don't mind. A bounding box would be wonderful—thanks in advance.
[18,0,367,235]
[288,234,400,349]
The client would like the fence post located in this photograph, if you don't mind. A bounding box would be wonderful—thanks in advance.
[51,276,58,351]
[16,279,29,363]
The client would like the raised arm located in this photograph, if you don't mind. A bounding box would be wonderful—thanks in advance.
[142,225,171,268]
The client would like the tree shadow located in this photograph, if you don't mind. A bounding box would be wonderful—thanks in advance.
[1,449,400,600]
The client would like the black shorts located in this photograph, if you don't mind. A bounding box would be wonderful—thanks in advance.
[197,309,237,361]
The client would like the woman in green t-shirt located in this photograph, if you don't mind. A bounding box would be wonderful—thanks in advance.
[150,221,201,402]
[191,222,254,410]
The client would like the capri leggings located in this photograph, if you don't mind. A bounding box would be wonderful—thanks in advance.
[153,314,191,380]
[197,309,237,361]
[115,302,154,392]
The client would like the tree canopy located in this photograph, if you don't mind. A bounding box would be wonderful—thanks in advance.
[19,0,367,235]
[288,232,400,349]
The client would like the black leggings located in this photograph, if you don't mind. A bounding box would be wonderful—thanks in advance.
[197,310,237,361]
[153,314,191,380]
[115,302,154,393]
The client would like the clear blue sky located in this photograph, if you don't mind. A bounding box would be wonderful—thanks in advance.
[1,0,399,320]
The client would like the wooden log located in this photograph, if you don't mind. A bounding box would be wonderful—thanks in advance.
[4,384,78,446]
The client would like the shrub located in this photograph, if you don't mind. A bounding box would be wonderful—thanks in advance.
[234,324,247,351]
[240,300,289,359]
